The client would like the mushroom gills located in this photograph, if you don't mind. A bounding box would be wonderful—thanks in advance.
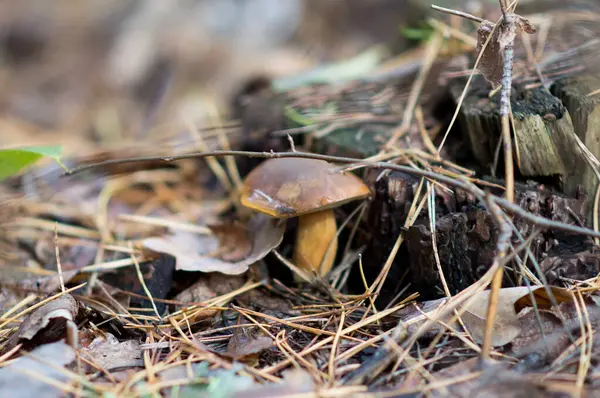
[293,209,338,277]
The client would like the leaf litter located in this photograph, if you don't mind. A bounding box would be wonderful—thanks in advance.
[0,341,76,398]
[142,214,284,274]
[80,333,144,371]
[1,1,600,397]
[3,293,78,354]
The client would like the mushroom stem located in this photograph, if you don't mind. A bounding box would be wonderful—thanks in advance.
[293,209,338,277]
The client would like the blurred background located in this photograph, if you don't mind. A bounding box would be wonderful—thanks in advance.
[0,0,440,154]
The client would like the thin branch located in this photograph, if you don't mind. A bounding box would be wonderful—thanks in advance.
[498,12,517,202]
[430,5,485,24]
[499,0,508,17]
[64,150,600,240]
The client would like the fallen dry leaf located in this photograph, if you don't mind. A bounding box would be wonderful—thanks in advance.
[459,287,532,347]
[210,221,253,262]
[0,341,76,398]
[509,300,600,369]
[226,326,273,364]
[459,286,575,347]
[509,306,567,366]
[476,15,536,86]
[80,333,144,371]
[513,285,574,313]
[174,276,217,303]
[429,358,556,398]
[0,269,79,310]
[142,214,284,274]
[172,276,220,320]
[3,294,78,353]
[476,20,503,86]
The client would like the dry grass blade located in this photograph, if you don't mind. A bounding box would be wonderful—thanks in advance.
[0,283,86,330]
[385,28,445,148]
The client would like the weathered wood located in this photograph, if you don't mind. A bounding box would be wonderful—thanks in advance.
[353,169,420,302]
[551,74,600,221]
[360,169,589,300]
[406,213,481,297]
[450,78,586,197]
[542,244,600,285]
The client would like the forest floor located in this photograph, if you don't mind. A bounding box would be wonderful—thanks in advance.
[1,1,600,397]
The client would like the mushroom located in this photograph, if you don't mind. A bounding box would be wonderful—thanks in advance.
[240,157,370,277]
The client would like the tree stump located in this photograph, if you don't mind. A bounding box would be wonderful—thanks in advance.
[450,77,585,197]
[360,169,590,301]
[551,74,600,221]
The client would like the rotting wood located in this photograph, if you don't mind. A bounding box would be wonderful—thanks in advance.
[352,169,420,303]
[541,242,600,285]
[306,78,445,159]
[360,169,590,301]
[449,77,585,197]
[551,74,600,221]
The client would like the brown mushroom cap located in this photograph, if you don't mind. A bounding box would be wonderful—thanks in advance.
[240,158,370,218]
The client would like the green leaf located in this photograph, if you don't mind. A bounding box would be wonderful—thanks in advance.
[16,145,63,158]
[400,22,434,42]
[0,145,64,181]
[283,106,315,126]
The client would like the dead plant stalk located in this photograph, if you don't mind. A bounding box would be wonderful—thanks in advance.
[432,0,537,364]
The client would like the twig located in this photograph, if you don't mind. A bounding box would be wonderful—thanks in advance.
[287,134,297,152]
[434,2,535,203]
[498,10,517,203]
[64,150,600,240]
[480,194,512,362]
[500,114,514,202]
[495,2,536,203]
[499,0,508,17]
[430,4,484,24]
[432,1,537,366]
